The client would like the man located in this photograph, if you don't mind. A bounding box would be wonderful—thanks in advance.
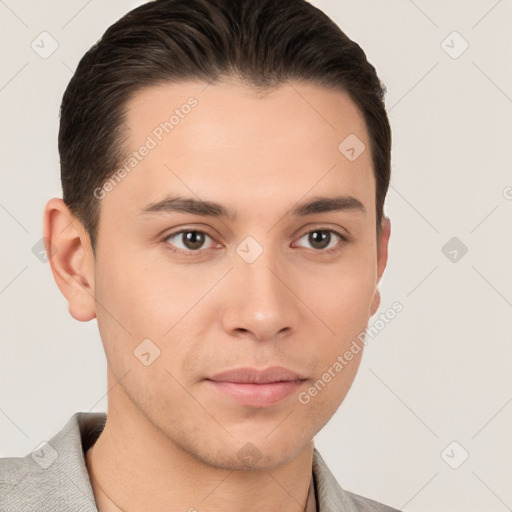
[0,0,398,510]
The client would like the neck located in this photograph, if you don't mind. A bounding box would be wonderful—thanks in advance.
[85,391,315,512]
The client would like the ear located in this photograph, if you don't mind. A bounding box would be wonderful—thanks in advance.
[43,198,97,322]
[370,216,391,316]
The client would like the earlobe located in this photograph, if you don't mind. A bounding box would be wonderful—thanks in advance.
[370,216,391,316]
[43,198,97,322]
[370,289,381,316]
[376,216,391,282]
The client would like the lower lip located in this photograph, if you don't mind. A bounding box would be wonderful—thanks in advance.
[206,380,305,408]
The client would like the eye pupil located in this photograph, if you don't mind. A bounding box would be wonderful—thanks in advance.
[309,230,330,249]
[183,231,205,250]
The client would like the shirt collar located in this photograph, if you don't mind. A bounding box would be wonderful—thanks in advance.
[4,412,361,512]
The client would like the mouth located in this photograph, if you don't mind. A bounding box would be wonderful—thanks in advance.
[205,366,308,408]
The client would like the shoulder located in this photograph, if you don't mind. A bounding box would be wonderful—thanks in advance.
[312,448,402,512]
[344,490,402,511]
[0,412,106,512]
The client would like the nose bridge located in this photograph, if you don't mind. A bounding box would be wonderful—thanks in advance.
[223,237,298,340]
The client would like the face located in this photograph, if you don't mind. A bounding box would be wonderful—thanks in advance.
[89,79,388,470]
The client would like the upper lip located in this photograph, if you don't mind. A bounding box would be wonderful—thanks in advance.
[207,366,306,384]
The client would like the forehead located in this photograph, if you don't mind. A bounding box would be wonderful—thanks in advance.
[124,79,369,153]
[101,79,375,225]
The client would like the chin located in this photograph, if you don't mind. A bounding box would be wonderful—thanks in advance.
[195,434,311,472]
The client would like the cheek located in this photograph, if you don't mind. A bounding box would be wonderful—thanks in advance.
[298,254,376,383]
[93,247,220,376]
[298,275,370,417]
[308,260,376,330]
[95,242,204,332]
[297,344,363,432]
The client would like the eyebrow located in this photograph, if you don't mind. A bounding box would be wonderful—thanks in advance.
[139,195,366,219]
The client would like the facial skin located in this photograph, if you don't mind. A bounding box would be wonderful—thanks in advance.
[44,79,390,512]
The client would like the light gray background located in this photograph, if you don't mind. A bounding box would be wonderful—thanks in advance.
[1,1,511,510]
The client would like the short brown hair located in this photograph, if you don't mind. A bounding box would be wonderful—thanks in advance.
[59,0,391,252]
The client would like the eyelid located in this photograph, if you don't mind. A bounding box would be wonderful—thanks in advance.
[295,225,350,241]
[162,224,351,256]
[292,226,350,253]
[163,228,221,256]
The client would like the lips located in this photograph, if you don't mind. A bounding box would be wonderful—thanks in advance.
[208,366,305,384]
[205,366,307,408]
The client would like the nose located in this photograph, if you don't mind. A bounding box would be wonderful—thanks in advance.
[220,247,300,342]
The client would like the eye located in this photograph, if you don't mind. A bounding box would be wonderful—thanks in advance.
[164,229,218,254]
[294,228,347,253]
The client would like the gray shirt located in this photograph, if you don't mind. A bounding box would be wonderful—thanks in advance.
[0,412,400,511]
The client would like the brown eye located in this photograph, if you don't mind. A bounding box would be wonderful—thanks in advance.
[308,230,332,250]
[295,229,346,252]
[165,230,213,252]
[181,231,206,250]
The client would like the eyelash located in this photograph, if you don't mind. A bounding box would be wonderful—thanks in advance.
[163,227,350,257]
